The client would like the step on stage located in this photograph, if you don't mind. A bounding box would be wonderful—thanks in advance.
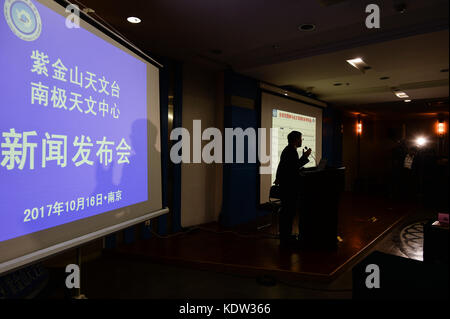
[109,194,413,281]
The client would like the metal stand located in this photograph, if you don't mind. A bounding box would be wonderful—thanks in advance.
[73,247,87,299]
[257,218,273,231]
[257,199,281,237]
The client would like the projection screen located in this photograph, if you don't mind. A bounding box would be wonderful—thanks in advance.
[0,0,166,274]
[260,92,323,204]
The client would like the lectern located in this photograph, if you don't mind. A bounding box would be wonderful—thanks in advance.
[297,167,345,249]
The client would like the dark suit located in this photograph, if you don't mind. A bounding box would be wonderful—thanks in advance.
[275,144,309,240]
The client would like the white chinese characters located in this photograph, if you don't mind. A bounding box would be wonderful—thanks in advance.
[1,129,131,170]
[1,129,37,170]
[30,49,121,119]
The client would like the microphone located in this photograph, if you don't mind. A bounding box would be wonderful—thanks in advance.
[304,146,317,166]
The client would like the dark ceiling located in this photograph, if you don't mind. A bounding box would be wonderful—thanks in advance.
[70,0,449,69]
[68,0,449,111]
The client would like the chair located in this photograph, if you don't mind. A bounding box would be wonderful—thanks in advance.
[267,185,282,236]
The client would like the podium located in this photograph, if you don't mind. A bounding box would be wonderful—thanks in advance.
[297,167,345,249]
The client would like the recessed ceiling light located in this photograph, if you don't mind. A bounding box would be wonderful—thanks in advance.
[394,91,409,98]
[127,17,141,23]
[404,99,411,103]
[346,58,370,73]
[346,58,364,68]
[298,24,316,31]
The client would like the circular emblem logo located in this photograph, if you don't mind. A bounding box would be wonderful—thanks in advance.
[4,0,41,41]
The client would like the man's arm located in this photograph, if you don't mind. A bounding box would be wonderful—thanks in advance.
[299,154,309,168]
[298,148,311,168]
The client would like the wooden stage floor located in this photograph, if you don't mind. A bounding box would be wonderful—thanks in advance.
[109,193,414,281]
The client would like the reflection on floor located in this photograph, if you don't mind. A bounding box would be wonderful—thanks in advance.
[31,193,440,299]
[372,208,436,262]
[105,193,414,282]
[399,221,426,261]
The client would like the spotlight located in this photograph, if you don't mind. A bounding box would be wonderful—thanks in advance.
[415,136,427,147]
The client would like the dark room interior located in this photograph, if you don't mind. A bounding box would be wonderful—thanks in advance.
[0,0,448,306]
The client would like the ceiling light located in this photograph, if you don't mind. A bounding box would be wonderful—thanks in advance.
[127,17,141,23]
[394,91,409,98]
[298,24,316,31]
[404,99,411,103]
[346,58,364,68]
[437,121,445,135]
[346,58,370,73]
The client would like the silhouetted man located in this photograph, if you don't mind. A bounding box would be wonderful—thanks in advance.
[274,130,312,247]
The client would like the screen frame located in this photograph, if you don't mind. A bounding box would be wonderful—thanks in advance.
[0,0,167,275]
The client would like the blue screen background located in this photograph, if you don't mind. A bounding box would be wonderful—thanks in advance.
[0,0,148,242]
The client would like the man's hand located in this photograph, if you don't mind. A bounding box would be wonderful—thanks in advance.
[303,148,312,157]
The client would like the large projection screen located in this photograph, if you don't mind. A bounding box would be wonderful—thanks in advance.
[0,0,165,274]
[260,92,323,204]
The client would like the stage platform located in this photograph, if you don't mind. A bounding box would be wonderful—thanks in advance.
[108,194,413,281]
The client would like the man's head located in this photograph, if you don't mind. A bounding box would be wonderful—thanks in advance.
[287,130,302,148]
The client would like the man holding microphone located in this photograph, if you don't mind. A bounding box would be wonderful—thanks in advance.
[274,130,312,248]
